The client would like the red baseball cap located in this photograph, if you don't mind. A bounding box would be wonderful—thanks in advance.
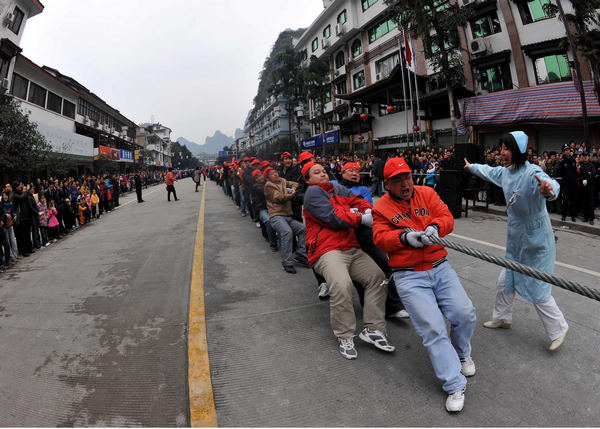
[251,169,263,178]
[298,152,314,164]
[342,162,361,173]
[243,157,250,162]
[384,157,412,180]
[263,167,275,178]
[281,152,292,159]
[301,161,318,178]
[260,160,270,168]
[250,159,260,166]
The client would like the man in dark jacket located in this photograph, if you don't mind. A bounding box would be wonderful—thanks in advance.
[11,182,34,257]
[370,156,384,197]
[278,152,303,221]
[134,173,144,203]
[558,144,578,221]
[579,152,595,225]
[251,170,278,251]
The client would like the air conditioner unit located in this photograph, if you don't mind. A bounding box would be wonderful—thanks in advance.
[321,38,330,49]
[301,59,309,68]
[3,12,14,26]
[376,73,383,81]
[462,0,475,5]
[470,38,487,54]
[335,24,345,36]
[475,89,489,96]
[0,78,9,91]
[334,69,340,77]
[121,126,128,132]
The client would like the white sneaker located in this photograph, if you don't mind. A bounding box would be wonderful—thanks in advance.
[358,328,395,352]
[317,283,330,299]
[445,388,465,412]
[255,222,261,228]
[390,309,410,319]
[549,328,569,352]
[460,356,476,377]
[338,336,357,360]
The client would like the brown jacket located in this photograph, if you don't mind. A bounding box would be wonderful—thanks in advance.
[264,178,298,218]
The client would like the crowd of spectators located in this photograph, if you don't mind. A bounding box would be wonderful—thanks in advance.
[0,171,167,272]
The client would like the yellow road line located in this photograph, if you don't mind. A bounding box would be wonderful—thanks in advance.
[188,184,217,427]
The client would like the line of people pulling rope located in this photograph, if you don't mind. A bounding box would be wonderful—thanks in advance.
[208,131,570,413]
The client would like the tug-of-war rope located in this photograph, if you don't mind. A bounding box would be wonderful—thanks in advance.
[406,229,600,302]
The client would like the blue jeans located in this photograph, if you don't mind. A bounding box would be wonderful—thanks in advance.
[392,262,476,393]
[269,215,307,267]
[259,210,277,248]
[371,177,382,197]
[240,189,246,215]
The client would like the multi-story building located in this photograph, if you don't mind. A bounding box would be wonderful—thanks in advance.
[136,123,173,168]
[243,93,310,153]
[10,54,138,174]
[0,0,44,91]
[294,0,600,155]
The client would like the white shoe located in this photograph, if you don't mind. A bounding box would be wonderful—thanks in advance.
[446,388,465,412]
[460,356,476,377]
[549,328,569,352]
[255,222,261,228]
[338,336,358,360]
[483,320,512,329]
[390,309,410,319]
[317,282,330,299]
[358,328,395,352]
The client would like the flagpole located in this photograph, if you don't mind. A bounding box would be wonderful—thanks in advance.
[398,33,409,148]
[405,37,415,148]
[413,58,421,146]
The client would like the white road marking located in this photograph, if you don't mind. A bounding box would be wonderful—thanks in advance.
[450,232,600,278]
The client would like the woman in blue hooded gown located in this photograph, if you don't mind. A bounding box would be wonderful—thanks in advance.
[464,131,569,352]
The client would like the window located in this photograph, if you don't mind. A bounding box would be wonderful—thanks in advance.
[534,53,571,85]
[301,49,308,61]
[47,91,62,114]
[325,90,331,103]
[519,0,555,24]
[430,37,456,55]
[470,11,502,38]
[335,80,347,95]
[312,38,319,52]
[335,51,345,69]
[379,103,402,116]
[368,18,397,43]
[0,56,10,79]
[8,7,25,35]
[362,0,378,12]
[314,122,321,134]
[11,73,28,100]
[63,100,76,118]
[353,70,366,89]
[478,63,512,92]
[351,39,362,58]
[323,25,331,39]
[337,9,347,24]
[28,82,47,108]
[375,52,400,78]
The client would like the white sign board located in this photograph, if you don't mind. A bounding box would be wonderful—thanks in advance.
[35,122,94,158]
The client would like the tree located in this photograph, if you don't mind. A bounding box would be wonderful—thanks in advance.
[386,0,472,144]
[273,47,307,153]
[302,55,331,153]
[0,94,52,180]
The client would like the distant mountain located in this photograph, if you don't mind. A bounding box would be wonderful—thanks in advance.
[177,131,235,155]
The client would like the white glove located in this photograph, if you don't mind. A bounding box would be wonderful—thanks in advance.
[361,213,373,227]
[421,225,439,246]
[402,231,424,248]
[583,179,588,186]
[364,208,372,215]
[350,208,360,214]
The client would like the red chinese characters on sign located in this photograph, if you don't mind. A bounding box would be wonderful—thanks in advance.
[98,146,120,161]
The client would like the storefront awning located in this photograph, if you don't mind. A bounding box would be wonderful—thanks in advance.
[457,81,600,133]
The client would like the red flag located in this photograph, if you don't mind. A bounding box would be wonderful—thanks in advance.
[404,34,412,69]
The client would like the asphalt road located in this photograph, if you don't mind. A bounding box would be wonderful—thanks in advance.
[1,177,599,427]
[0,179,201,426]
[203,180,600,427]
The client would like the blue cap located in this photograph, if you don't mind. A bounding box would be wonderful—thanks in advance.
[509,131,528,154]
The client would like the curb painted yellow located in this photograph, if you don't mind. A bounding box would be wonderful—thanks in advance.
[188,184,218,427]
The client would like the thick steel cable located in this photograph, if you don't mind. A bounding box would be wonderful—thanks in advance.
[406,229,600,302]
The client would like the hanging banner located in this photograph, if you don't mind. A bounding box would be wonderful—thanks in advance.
[324,130,340,145]
[301,134,323,149]
[120,149,134,163]
[134,150,140,161]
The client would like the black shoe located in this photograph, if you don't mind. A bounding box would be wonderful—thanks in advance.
[22,253,31,257]
[270,245,279,252]
[572,217,576,222]
[591,220,595,225]
[283,265,297,274]
[561,216,566,221]
[293,256,309,267]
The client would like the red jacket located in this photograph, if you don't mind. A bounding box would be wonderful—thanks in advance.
[303,182,372,266]
[166,171,176,186]
[373,185,453,271]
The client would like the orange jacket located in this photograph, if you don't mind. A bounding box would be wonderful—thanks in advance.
[373,185,453,271]
[166,171,176,186]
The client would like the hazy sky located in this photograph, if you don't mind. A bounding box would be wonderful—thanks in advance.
[20,0,324,144]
